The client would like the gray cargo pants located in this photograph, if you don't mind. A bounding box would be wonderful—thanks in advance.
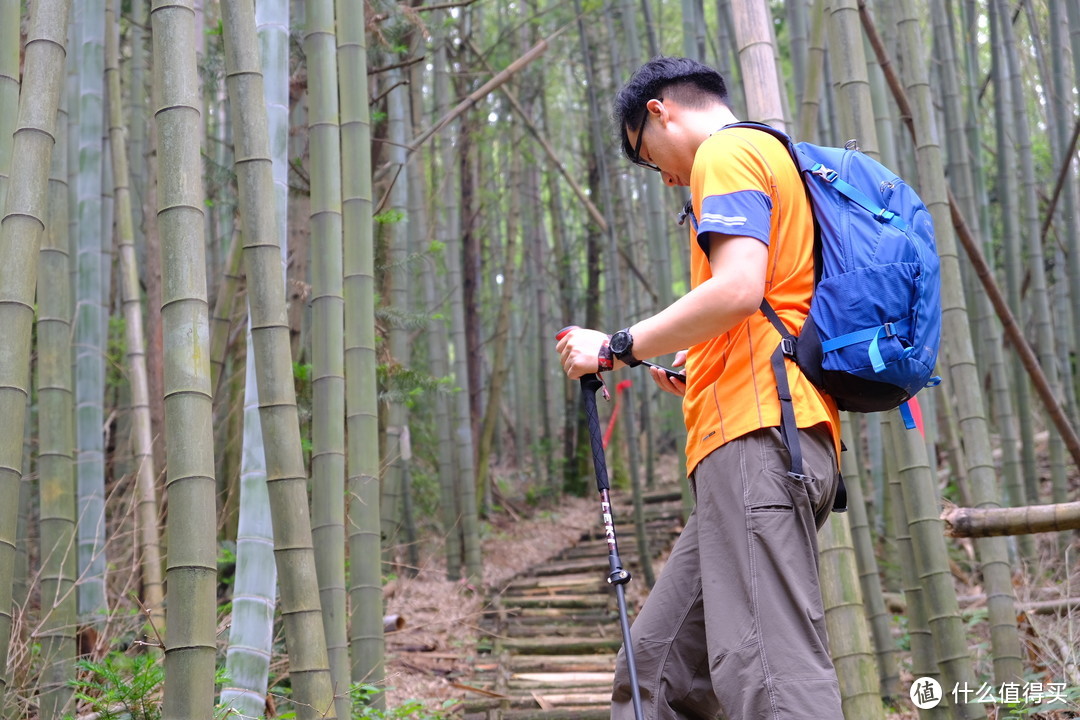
[611,426,844,720]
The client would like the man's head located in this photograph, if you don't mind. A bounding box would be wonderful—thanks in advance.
[614,57,731,186]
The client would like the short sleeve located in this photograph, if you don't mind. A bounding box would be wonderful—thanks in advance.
[691,132,776,254]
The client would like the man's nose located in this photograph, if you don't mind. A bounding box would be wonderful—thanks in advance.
[662,171,676,186]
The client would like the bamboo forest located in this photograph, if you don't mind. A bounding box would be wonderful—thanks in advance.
[1,0,1079,718]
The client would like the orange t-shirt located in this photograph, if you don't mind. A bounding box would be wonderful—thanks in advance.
[682,126,839,476]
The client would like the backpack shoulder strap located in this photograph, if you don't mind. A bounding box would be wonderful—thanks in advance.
[759,299,803,477]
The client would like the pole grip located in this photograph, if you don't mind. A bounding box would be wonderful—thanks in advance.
[555,325,578,341]
[580,375,609,492]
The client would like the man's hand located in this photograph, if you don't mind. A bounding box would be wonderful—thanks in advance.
[649,349,687,397]
[556,327,611,379]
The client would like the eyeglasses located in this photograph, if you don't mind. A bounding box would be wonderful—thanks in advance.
[629,101,661,173]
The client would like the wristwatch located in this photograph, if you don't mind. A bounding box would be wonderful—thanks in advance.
[609,329,642,367]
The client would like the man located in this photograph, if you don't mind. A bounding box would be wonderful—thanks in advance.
[556,57,845,720]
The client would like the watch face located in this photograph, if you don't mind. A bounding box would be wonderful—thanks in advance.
[610,331,632,356]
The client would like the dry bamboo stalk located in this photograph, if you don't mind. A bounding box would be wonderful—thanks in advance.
[942,500,1080,537]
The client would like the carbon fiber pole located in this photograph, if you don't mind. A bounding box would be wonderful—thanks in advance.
[579,372,645,720]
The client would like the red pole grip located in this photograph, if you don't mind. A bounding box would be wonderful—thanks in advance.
[555,325,579,341]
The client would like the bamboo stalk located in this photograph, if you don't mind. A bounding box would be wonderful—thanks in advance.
[337,0,387,692]
[106,0,164,632]
[0,0,71,706]
[36,24,76,720]
[219,0,338,717]
[151,0,220,716]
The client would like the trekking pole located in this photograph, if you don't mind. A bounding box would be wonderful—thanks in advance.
[556,327,646,720]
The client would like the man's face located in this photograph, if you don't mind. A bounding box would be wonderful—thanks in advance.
[625,98,693,188]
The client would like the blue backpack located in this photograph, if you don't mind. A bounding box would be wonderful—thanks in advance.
[726,122,941,416]
[719,123,941,509]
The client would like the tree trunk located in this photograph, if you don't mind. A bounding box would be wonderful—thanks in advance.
[0,0,70,705]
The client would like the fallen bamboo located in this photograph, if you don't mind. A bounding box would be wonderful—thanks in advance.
[942,500,1080,537]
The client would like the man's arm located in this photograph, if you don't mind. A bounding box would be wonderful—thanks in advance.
[557,233,767,379]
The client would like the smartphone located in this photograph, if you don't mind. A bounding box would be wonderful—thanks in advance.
[641,360,685,381]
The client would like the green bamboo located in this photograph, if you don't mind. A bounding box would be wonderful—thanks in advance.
[816,6,888,713]
[125,0,148,260]
[0,0,71,706]
[839,415,900,701]
[883,416,944,720]
[890,414,985,719]
[1048,0,1080,451]
[380,69,410,562]
[438,39,483,577]
[987,0,1041,510]
[302,1,350,713]
[937,0,1033,559]
[797,0,827,140]
[999,0,1070,513]
[208,229,245,397]
[219,1,338,716]
[987,0,1034,530]
[219,1,288,716]
[73,0,109,627]
[430,40,464,582]
[819,512,885,719]
[15,399,31,618]
[1048,0,1080,438]
[36,57,76,720]
[730,0,786,127]
[896,0,1025,685]
[107,0,164,632]
[0,0,18,213]
[150,1,218,717]
[443,138,483,582]
[577,1,653,587]
[337,0,385,693]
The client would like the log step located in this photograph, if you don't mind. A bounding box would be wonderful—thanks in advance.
[468,483,684,719]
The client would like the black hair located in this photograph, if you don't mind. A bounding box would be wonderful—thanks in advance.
[613,56,729,162]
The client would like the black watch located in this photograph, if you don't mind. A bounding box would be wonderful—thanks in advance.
[609,329,642,367]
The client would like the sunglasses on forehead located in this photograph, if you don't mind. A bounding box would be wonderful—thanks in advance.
[628,100,661,172]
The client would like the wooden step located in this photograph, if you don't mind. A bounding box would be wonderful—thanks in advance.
[500,635,624,655]
[466,484,684,719]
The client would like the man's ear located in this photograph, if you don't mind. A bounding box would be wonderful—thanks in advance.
[646,97,670,126]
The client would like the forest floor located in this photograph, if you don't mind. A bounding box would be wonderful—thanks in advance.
[381,464,1080,720]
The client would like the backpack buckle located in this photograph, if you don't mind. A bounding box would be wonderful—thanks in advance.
[780,337,797,358]
[811,164,838,183]
[676,200,693,226]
